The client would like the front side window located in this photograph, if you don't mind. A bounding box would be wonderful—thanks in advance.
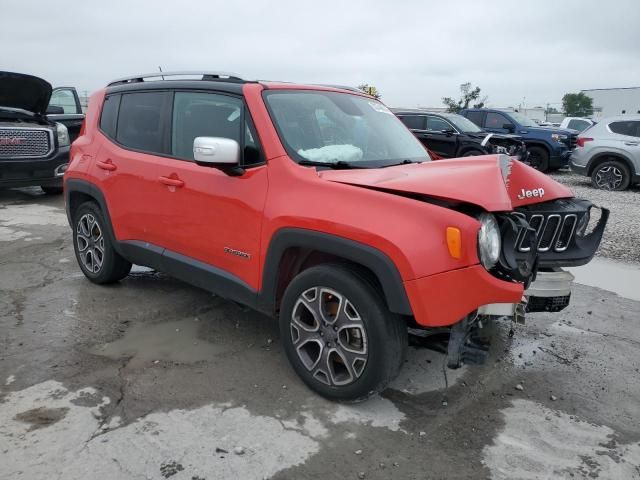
[116,92,169,154]
[49,88,79,114]
[486,112,512,129]
[264,91,430,166]
[609,120,640,138]
[507,111,537,127]
[171,92,243,160]
[426,116,453,132]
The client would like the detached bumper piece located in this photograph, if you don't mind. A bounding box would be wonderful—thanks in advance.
[446,314,491,369]
[524,268,574,312]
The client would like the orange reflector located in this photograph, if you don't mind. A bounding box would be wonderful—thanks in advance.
[446,227,462,259]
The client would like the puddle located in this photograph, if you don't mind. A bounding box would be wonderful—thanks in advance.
[484,399,640,479]
[90,318,232,364]
[390,347,467,395]
[569,257,640,302]
[0,381,320,480]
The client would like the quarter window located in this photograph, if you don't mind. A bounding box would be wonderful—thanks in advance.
[609,121,640,138]
[567,119,590,132]
[116,92,169,154]
[99,95,120,139]
[171,92,243,161]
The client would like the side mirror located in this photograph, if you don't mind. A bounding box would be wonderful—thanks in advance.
[503,123,515,132]
[193,137,240,166]
[46,105,64,115]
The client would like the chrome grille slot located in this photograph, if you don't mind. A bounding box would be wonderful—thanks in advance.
[537,214,561,252]
[518,214,544,252]
[0,127,53,158]
[515,212,580,253]
[555,214,577,251]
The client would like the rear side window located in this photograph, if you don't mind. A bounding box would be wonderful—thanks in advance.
[465,110,484,127]
[609,121,640,138]
[398,115,425,130]
[99,95,120,139]
[171,92,243,161]
[116,92,170,153]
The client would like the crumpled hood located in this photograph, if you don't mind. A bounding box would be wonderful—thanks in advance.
[318,155,573,211]
[0,71,52,115]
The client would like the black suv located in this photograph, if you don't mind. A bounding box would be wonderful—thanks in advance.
[394,109,526,161]
[0,71,83,194]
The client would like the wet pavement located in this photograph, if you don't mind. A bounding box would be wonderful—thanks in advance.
[1,187,640,479]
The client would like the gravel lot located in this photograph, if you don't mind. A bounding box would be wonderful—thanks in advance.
[549,169,640,263]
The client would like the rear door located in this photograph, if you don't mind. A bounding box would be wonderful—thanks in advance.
[609,120,640,172]
[95,90,173,246]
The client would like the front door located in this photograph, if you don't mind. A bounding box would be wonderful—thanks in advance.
[424,115,458,157]
[152,91,268,289]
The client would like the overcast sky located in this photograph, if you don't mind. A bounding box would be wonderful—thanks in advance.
[3,1,639,108]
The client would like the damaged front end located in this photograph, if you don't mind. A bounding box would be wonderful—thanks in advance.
[442,198,609,369]
[481,133,528,163]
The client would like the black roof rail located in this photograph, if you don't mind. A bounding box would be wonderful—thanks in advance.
[107,71,246,87]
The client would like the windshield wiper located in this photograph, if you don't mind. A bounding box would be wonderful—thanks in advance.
[298,160,363,169]
[382,159,420,168]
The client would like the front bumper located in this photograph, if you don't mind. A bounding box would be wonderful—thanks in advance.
[0,145,70,188]
[478,268,574,316]
[549,149,572,168]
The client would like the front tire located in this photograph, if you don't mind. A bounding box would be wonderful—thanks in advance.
[591,159,631,191]
[279,264,408,402]
[526,146,550,172]
[73,201,132,284]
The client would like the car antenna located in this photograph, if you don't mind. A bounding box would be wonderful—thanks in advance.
[158,66,165,80]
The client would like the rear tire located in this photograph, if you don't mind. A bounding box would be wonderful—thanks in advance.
[279,264,408,402]
[73,201,132,284]
[591,159,631,191]
[41,186,63,195]
[526,146,550,172]
[461,149,485,157]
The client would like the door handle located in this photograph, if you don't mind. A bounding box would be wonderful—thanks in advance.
[158,176,184,188]
[624,142,639,146]
[97,159,117,171]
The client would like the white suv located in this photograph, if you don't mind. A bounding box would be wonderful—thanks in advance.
[570,115,640,190]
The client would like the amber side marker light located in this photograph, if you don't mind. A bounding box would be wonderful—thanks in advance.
[446,227,462,259]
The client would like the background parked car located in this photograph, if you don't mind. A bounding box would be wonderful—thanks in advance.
[46,86,85,143]
[394,109,527,161]
[460,108,578,172]
[559,117,595,133]
[570,115,640,190]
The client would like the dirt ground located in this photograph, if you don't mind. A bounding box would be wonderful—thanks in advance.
[1,187,639,480]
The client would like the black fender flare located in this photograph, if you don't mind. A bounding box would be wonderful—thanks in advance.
[258,228,413,316]
[64,178,123,256]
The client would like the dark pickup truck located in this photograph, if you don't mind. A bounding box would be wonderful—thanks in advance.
[394,109,527,161]
[460,108,577,172]
[0,71,84,194]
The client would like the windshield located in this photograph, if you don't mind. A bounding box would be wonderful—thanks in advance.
[444,114,483,133]
[508,111,537,127]
[264,90,431,167]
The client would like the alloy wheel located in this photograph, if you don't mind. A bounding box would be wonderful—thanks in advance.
[595,166,623,190]
[290,287,368,386]
[76,213,104,273]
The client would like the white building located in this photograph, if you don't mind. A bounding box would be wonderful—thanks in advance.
[581,87,640,118]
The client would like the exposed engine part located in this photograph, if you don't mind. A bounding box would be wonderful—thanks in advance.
[446,314,491,369]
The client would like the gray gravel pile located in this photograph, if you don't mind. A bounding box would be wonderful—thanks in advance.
[549,170,640,263]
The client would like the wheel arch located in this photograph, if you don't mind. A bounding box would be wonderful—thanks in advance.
[586,152,636,176]
[65,179,122,255]
[524,140,551,156]
[258,229,413,318]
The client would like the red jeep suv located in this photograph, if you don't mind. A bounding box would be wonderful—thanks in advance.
[65,72,608,401]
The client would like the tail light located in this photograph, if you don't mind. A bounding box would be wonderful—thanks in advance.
[576,137,593,147]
